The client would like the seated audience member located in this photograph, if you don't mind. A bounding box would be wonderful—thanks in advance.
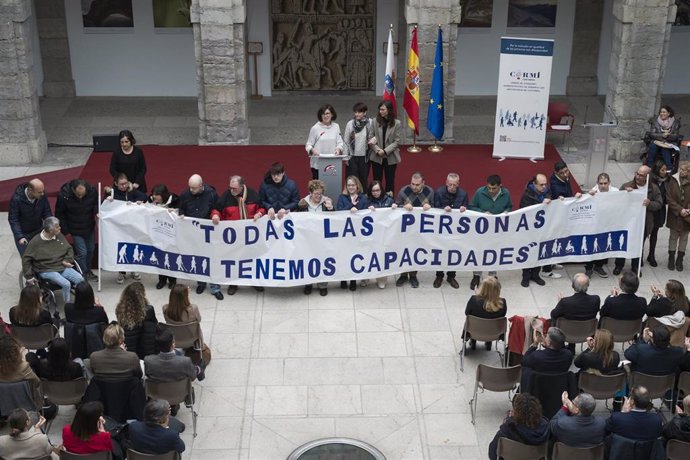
[550,391,606,448]
[521,327,573,388]
[9,284,52,326]
[30,337,84,381]
[574,329,621,375]
[0,409,59,460]
[463,277,507,350]
[605,385,664,441]
[144,329,204,383]
[65,281,109,325]
[88,323,142,379]
[21,216,84,304]
[162,284,203,347]
[488,394,549,460]
[297,180,333,296]
[664,394,690,443]
[599,270,647,321]
[128,399,185,455]
[115,281,158,359]
[62,401,114,455]
[150,184,179,289]
[259,162,300,219]
[550,273,600,322]
[0,335,42,409]
[646,105,680,170]
[648,279,689,317]
[624,325,684,375]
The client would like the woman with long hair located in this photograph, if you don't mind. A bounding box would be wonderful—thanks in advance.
[109,129,147,193]
[33,337,84,381]
[0,335,42,409]
[488,394,550,460]
[648,279,690,317]
[162,284,204,344]
[463,277,508,350]
[574,329,621,375]
[0,409,58,459]
[62,401,113,455]
[115,281,158,359]
[9,284,51,326]
[369,100,401,194]
[65,281,109,325]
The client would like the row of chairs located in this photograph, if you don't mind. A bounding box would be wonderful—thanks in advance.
[59,449,180,459]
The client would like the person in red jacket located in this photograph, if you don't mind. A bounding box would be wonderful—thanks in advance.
[211,175,266,295]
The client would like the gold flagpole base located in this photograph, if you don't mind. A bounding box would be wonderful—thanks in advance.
[407,144,422,153]
[428,139,443,152]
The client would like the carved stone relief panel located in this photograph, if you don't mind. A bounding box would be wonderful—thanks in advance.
[271,0,376,91]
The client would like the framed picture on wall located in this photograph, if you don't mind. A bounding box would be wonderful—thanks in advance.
[82,0,134,28]
[153,0,192,28]
[460,0,493,28]
[507,0,557,28]
[675,1,690,26]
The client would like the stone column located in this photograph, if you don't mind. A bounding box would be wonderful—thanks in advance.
[606,0,676,161]
[191,0,249,145]
[34,0,75,97]
[566,0,604,96]
[404,1,462,143]
[0,0,46,164]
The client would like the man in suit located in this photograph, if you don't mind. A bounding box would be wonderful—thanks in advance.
[144,328,204,383]
[599,270,647,321]
[521,327,573,389]
[89,323,142,379]
[624,325,685,375]
[550,392,606,447]
[128,399,185,455]
[550,273,601,322]
[606,385,664,441]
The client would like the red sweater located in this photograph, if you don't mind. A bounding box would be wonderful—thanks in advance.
[62,425,113,454]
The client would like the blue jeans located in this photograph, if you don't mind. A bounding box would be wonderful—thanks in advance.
[38,268,84,303]
[647,143,673,170]
[72,233,95,273]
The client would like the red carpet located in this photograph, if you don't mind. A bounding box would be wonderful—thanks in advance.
[1,145,577,211]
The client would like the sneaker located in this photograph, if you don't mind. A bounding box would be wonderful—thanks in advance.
[132,272,141,281]
[543,271,562,279]
[156,279,167,290]
[593,266,609,278]
[377,280,386,289]
[304,284,313,295]
[584,270,593,278]
[395,275,409,287]
[470,275,480,290]
[447,278,459,289]
[213,291,224,301]
[319,287,328,296]
[86,271,99,281]
[433,275,443,288]
[410,276,419,288]
[612,266,623,276]
[117,273,125,284]
[196,284,206,294]
[551,264,564,270]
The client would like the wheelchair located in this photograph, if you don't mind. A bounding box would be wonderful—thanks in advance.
[18,261,84,321]
[640,115,684,174]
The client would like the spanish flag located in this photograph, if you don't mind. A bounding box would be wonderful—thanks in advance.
[403,26,420,136]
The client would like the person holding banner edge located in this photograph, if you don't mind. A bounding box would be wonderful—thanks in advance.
[433,173,467,289]
[519,173,552,288]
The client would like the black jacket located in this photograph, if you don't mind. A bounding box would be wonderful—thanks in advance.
[108,187,147,203]
[550,292,601,321]
[488,416,550,460]
[122,306,158,360]
[178,184,218,218]
[574,349,621,375]
[663,414,690,443]
[624,342,685,375]
[519,181,551,208]
[8,183,52,242]
[56,180,98,237]
[600,293,647,320]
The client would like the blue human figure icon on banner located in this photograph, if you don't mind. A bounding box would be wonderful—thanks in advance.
[581,237,588,254]
[118,244,128,263]
[164,254,170,270]
[150,252,159,265]
[201,259,208,275]
[593,237,600,253]
[190,257,197,273]
[175,255,186,272]
[565,240,575,254]
[618,233,625,250]
[606,233,612,250]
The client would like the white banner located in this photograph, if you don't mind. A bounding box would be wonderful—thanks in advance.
[493,37,554,160]
[99,191,646,287]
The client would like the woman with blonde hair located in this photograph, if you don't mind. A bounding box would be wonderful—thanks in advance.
[9,284,52,326]
[574,329,621,375]
[463,277,507,350]
[115,281,158,359]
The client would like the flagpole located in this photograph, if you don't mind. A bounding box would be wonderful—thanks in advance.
[407,132,421,153]
[428,138,443,152]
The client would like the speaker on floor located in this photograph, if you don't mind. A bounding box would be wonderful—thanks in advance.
[92,134,119,152]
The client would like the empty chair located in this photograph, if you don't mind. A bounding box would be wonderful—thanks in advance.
[578,372,626,403]
[598,317,642,349]
[555,318,597,350]
[59,451,113,460]
[126,449,180,460]
[460,316,507,371]
[677,371,690,397]
[666,439,690,460]
[630,372,675,410]
[11,323,58,350]
[40,378,88,434]
[469,364,521,424]
[552,442,605,460]
[144,378,197,437]
[496,437,547,460]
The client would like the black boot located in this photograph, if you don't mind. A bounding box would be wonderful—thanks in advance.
[646,253,657,267]
[668,251,676,271]
[677,252,685,272]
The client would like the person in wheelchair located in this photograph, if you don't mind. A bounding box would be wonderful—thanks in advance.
[21,216,84,304]
[646,105,681,171]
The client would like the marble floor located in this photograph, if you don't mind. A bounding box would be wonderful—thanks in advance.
[0,94,685,459]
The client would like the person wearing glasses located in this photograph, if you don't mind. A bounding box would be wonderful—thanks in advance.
[305,104,343,179]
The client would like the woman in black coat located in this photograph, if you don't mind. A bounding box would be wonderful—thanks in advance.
[110,129,147,193]
[574,328,621,375]
[115,282,158,359]
[463,277,507,350]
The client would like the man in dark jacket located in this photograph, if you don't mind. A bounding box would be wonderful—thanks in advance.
[56,179,99,281]
[519,173,560,287]
[521,326,573,389]
[178,174,223,300]
[613,165,663,276]
[624,325,685,375]
[258,162,300,219]
[211,175,266,295]
[550,392,606,447]
[432,172,467,289]
[550,273,600,352]
[8,179,52,255]
[550,161,577,199]
[599,270,647,321]
[606,385,664,441]
[664,394,690,443]
[128,399,185,455]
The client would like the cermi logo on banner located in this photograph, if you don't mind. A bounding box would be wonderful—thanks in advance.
[509,70,541,81]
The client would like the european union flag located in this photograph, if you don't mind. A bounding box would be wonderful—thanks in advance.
[427,27,444,140]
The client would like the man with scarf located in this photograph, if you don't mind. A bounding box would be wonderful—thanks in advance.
[519,173,552,287]
[343,102,373,190]
[211,175,266,295]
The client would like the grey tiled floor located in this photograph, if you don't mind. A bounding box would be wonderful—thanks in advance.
[0,95,684,459]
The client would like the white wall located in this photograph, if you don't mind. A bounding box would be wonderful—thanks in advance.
[455,0,575,95]
[64,0,196,96]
